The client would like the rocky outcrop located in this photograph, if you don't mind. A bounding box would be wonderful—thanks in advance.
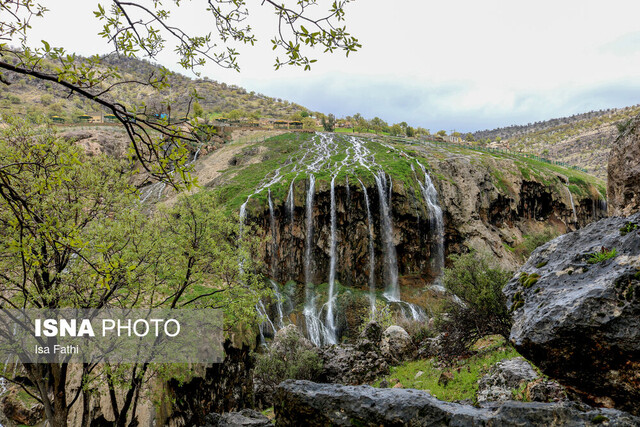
[167,340,255,425]
[476,357,539,403]
[274,380,640,426]
[201,409,272,427]
[319,322,389,385]
[504,212,640,414]
[380,325,415,362]
[608,115,640,216]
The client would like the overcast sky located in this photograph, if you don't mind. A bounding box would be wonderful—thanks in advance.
[20,0,640,132]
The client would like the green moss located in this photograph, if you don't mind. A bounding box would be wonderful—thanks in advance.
[592,414,609,424]
[535,260,548,269]
[620,222,639,236]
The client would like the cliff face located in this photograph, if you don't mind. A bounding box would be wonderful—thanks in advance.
[240,139,607,287]
[608,115,640,216]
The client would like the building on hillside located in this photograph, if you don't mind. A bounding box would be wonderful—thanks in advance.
[51,115,65,124]
[77,114,92,123]
[443,135,462,143]
[89,114,102,123]
[289,121,303,129]
[274,120,289,129]
[104,114,117,123]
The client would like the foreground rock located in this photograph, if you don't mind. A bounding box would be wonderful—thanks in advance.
[504,212,640,414]
[201,409,271,427]
[476,357,539,403]
[319,322,389,384]
[275,380,639,426]
[608,115,640,216]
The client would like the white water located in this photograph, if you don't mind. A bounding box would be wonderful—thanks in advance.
[374,171,400,301]
[286,179,295,223]
[359,179,377,317]
[565,180,578,223]
[416,163,445,279]
[270,280,286,329]
[268,188,278,276]
[325,176,339,344]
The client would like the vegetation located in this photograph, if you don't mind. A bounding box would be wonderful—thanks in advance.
[375,336,520,402]
[437,251,513,356]
[0,118,266,426]
[620,222,639,236]
[512,230,558,261]
[254,328,324,399]
[587,248,617,264]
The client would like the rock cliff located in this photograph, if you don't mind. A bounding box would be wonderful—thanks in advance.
[608,115,640,216]
[504,212,640,414]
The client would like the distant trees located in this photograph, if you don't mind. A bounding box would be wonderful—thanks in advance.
[437,130,447,137]
[322,113,336,131]
[464,132,475,142]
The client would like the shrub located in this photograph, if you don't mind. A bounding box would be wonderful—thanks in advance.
[437,251,513,357]
[253,328,323,399]
[587,247,617,264]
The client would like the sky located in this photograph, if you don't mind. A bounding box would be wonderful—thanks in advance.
[18,0,640,132]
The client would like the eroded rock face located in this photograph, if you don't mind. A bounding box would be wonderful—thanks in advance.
[201,409,272,427]
[0,387,44,426]
[274,380,640,426]
[476,357,539,403]
[608,116,640,216]
[504,212,640,414]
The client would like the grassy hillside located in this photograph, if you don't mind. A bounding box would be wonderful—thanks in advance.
[473,105,640,179]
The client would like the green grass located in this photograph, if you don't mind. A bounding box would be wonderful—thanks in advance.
[587,248,617,264]
[374,337,520,402]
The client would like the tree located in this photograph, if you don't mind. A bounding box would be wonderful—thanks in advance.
[464,132,475,142]
[322,113,336,132]
[0,117,265,426]
[0,0,360,188]
[192,101,204,118]
[405,126,415,138]
[437,251,513,357]
[389,123,403,136]
[436,130,447,137]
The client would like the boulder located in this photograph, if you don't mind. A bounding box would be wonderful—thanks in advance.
[608,115,640,216]
[476,357,539,403]
[380,325,414,362]
[201,409,272,426]
[274,380,640,426]
[503,212,640,414]
[319,345,388,385]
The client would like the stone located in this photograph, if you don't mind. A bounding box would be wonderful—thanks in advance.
[319,345,388,385]
[476,357,539,403]
[608,114,640,216]
[526,379,567,403]
[201,409,272,427]
[380,325,414,362]
[274,380,640,426]
[503,212,640,415]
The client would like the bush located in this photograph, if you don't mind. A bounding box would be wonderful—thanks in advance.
[253,327,323,399]
[437,251,513,357]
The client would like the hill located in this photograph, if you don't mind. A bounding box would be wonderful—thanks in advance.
[473,105,640,179]
[0,54,310,122]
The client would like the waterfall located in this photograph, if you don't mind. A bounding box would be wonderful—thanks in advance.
[359,179,377,316]
[303,175,326,346]
[325,176,338,344]
[268,188,278,277]
[374,171,400,301]
[270,280,286,329]
[416,163,445,280]
[256,300,276,346]
[286,179,295,224]
[565,179,578,223]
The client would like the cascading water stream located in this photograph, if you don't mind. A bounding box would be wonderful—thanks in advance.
[374,171,400,301]
[359,179,377,316]
[416,163,445,280]
[270,280,286,329]
[325,176,339,344]
[565,179,578,223]
[268,189,278,277]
